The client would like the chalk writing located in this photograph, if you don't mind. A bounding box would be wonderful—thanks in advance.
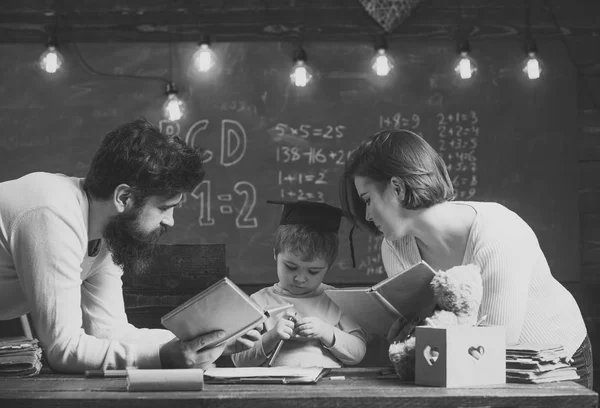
[437,111,479,200]
[234,181,258,228]
[190,179,258,229]
[379,112,421,130]
[363,235,385,276]
[273,123,346,139]
[169,118,249,166]
[160,119,255,229]
[278,170,329,185]
[280,189,325,202]
[191,180,215,226]
[215,100,258,115]
[276,147,354,165]
[221,119,247,167]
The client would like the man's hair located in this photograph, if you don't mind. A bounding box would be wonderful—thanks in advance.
[273,224,339,267]
[84,118,205,203]
[340,129,454,234]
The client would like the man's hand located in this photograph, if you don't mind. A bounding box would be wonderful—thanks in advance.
[295,317,334,347]
[222,328,262,355]
[159,330,226,369]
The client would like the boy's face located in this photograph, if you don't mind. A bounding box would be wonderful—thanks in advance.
[275,250,329,295]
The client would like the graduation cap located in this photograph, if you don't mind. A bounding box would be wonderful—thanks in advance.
[267,200,356,267]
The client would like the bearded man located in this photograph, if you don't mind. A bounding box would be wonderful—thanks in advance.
[0,118,259,373]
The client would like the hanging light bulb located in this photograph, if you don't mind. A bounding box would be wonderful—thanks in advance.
[454,40,477,80]
[523,42,542,80]
[162,82,185,121]
[192,35,216,73]
[371,36,394,77]
[290,47,313,87]
[39,42,64,74]
[372,49,394,76]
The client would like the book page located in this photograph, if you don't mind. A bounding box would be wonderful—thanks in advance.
[324,289,400,336]
[204,367,325,379]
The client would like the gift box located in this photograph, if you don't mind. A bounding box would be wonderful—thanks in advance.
[415,326,506,387]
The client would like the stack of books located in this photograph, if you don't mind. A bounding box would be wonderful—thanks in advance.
[506,343,579,384]
[0,336,43,377]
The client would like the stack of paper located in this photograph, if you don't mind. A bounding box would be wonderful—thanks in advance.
[506,344,579,384]
[0,336,43,377]
[203,367,331,384]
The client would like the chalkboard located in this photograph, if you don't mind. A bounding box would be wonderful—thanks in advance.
[0,39,580,284]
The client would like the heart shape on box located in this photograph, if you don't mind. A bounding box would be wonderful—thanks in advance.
[423,345,439,366]
[468,346,485,360]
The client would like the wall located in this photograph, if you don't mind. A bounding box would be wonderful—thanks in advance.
[572,33,600,390]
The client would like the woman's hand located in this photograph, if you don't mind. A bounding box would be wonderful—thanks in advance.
[386,314,421,344]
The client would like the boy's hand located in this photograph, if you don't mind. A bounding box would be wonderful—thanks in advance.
[295,317,334,346]
[272,314,296,341]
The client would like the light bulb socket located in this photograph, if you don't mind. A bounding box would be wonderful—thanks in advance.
[374,35,388,52]
[165,82,179,95]
[525,39,538,55]
[198,34,211,47]
[457,39,471,54]
[293,47,308,63]
[44,33,58,49]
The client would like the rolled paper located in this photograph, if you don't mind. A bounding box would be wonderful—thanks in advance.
[126,368,204,392]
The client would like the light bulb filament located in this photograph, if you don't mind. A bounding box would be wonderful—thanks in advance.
[524,55,541,79]
[39,46,63,74]
[291,61,312,87]
[193,43,215,73]
[455,52,476,80]
[163,94,184,121]
[372,49,393,76]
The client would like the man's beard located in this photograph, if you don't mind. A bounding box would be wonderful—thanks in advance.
[103,207,167,277]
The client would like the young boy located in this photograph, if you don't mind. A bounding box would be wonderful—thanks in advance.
[231,200,367,368]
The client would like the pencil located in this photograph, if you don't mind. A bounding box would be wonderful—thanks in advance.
[265,313,297,367]
[263,303,293,318]
[85,369,128,378]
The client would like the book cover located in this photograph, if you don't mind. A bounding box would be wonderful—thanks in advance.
[324,261,437,337]
[161,277,283,347]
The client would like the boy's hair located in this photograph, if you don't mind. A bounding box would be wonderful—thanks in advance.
[274,224,339,267]
[84,118,205,204]
[340,129,454,234]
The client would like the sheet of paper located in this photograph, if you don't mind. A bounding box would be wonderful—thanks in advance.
[204,366,325,379]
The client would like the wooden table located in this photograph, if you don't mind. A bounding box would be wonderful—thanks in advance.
[0,367,597,408]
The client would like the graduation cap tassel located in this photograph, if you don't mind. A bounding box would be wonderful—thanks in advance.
[349,225,356,268]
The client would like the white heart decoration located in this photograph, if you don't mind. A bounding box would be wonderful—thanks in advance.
[468,345,485,361]
[423,345,440,366]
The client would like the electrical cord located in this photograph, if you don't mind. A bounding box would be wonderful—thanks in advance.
[70,41,170,85]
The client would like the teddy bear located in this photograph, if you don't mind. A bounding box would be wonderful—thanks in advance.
[388,263,484,382]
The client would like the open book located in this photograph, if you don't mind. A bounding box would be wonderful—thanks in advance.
[161,277,291,347]
[203,367,331,384]
[324,261,437,337]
